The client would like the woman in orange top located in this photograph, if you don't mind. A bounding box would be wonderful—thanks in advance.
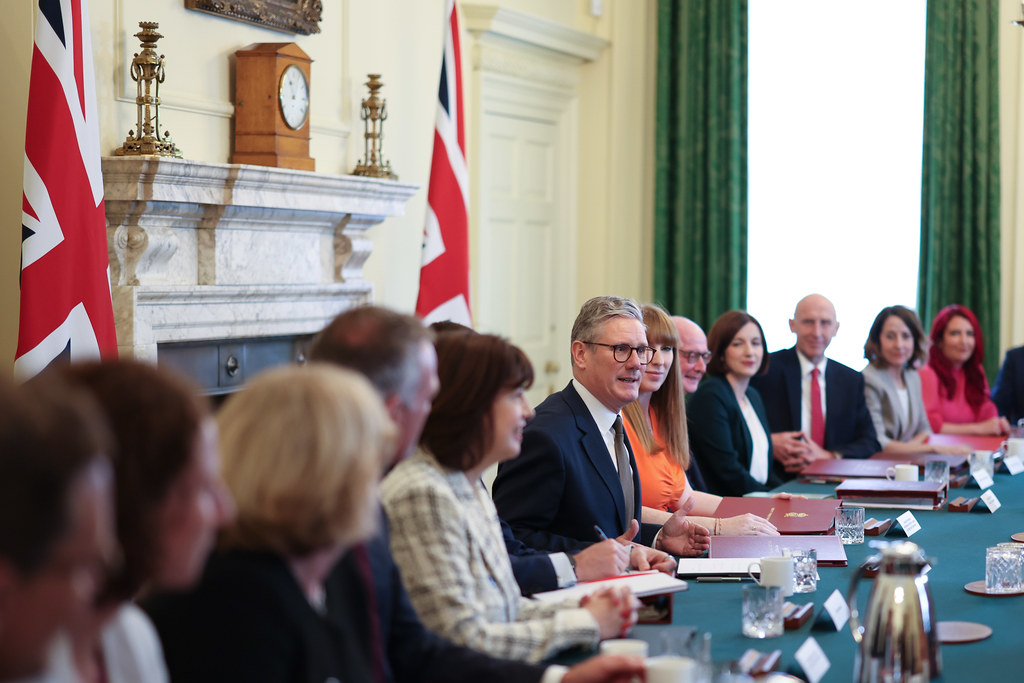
[623,304,777,536]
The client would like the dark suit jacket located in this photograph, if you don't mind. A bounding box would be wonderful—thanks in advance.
[144,549,367,683]
[687,375,783,496]
[329,512,546,683]
[750,347,880,468]
[492,381,659,552]
[501,517,558,596]
[993,346,1024,424]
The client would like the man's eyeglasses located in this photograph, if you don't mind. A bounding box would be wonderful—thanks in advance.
[583,342,655,364]
[679,350,713,364]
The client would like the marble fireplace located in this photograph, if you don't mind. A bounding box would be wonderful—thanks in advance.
[103,157,418,393]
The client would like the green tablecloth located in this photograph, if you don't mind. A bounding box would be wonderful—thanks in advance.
[625,472,1024,681]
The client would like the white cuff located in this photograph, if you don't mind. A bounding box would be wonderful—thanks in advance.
[550,552,577,588]
[541,665,569,683]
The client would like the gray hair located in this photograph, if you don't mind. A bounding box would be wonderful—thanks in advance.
[310,306,433,405]
[571,296,645,345]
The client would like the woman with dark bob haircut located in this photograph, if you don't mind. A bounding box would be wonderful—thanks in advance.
[381,331,636,663]
[687,310,782,497]
[919,304,1009,436]
[861,306,969,456]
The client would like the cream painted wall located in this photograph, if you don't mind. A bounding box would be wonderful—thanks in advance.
[0,0,655,375]
[1000,0,1024,355]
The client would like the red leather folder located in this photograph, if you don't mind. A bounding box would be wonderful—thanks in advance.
[834,478,946,510]
[709,534,848,567]
[867,451,969,474]
[711,497,841,535]
[926,434,1006,452]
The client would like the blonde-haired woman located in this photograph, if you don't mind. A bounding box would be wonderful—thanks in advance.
[624,304,777,536]
[145,364,393,683]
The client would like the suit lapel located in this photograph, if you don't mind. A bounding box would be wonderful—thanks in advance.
[563,384,627,531]
[783,348,802,432]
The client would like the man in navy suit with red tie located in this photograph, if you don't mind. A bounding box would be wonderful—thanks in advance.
[751,294,879,478]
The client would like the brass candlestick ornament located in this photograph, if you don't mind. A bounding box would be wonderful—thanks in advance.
[114,22,182,158]
[352,74,396,179]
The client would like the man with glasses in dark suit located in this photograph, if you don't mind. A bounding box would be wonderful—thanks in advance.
[493,296,710,561]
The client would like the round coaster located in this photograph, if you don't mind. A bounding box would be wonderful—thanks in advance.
[937,620,993,644]
[964,580,1024,597]
[1010,532,1024,543]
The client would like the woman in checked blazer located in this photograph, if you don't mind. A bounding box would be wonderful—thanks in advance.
[381,331,636,663]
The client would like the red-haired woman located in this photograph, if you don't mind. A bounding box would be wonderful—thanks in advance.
[919,304,1009,436]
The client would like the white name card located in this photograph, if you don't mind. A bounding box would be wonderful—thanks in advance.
[795,636,831,683]
[973,469,995,490]
[1004,456,1024,476]
[823,589,849,632]
[981,489,1001,513]
[896,511,921,537]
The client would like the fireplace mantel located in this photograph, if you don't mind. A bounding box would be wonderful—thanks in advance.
[103,157,418,386]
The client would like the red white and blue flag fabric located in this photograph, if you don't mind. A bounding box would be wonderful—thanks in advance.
[415,0,471,326]
[16,0,117,381]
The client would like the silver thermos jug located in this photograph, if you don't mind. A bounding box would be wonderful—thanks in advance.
[847,541,942,682]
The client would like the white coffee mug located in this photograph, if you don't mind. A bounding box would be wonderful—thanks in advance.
[646,656,698,683]
[1006,438,1024,460]
[747,556,794,597]
[885,464,918,482]
[599,638,649,657]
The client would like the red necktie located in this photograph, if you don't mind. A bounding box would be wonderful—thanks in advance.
[810,367,825,448]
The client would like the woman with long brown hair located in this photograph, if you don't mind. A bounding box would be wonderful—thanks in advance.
[624,304,776,535]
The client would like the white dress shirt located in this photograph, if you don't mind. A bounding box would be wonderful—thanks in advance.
[572,378,630,476]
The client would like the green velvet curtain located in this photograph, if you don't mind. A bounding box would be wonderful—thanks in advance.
[919,0,1001,380]
[653,0,747,330]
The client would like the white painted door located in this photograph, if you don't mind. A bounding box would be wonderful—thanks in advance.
[474,110,572,409]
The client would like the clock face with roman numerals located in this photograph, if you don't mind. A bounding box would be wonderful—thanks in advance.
[279,64,309,130]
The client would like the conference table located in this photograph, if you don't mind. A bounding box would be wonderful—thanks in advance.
[622,458,1024,681]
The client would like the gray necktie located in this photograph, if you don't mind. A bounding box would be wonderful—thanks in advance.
[613,416,635,527]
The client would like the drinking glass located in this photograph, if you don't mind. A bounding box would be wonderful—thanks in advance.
[970,451,995,478]
[835,505,865,545]
[789,548,817,593]
[985,545,1023,594]
[923,459,950,500]
[741,585,783,639]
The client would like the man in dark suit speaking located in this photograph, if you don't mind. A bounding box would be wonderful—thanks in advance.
[493,296,710,559]
[751,294,879,477]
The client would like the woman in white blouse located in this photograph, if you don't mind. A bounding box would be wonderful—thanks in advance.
[687,311,783,497]
[381,331,636,663]
[861,306,969,456]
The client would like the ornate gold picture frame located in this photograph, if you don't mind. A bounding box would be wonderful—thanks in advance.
[185,0,322,35]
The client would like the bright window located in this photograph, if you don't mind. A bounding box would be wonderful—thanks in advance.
[747,0,927,369]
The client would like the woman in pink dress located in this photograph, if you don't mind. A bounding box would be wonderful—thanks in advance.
[919,304,1010,436]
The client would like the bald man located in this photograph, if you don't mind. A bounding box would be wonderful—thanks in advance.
[672,317,711,395]
[750,294,879,477]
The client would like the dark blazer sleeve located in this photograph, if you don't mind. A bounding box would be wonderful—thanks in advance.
[493,422,593,553]
[993,347,1024,424]
[501,518,559,596]
[332,521,546,683]
[826,367,880,459]
[687,377,777,497]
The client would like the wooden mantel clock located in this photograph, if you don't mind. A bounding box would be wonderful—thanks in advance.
[233,42,314,171]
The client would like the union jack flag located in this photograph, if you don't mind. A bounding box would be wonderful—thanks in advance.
[415,0,471,326]
[16,0,117,381]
